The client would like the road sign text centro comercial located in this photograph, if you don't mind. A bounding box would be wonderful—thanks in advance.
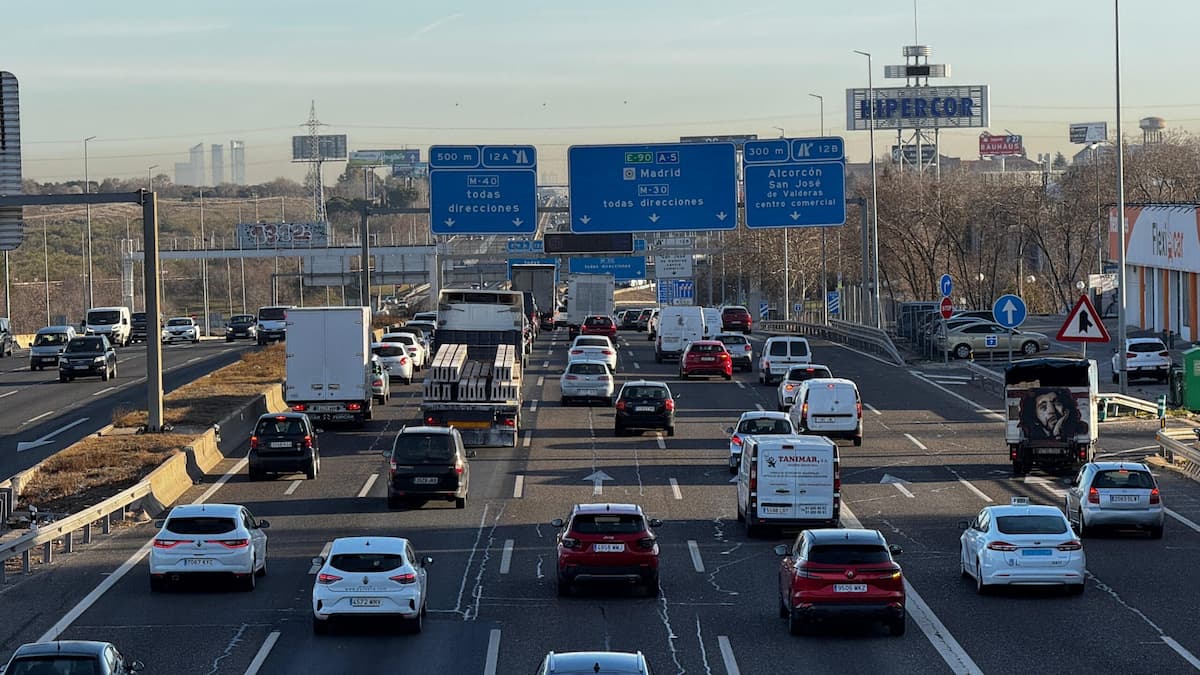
[743,137,846,228]
[567,142,738,233]
[429,145,537,235]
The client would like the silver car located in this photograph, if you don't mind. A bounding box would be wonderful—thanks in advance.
[1065,461,1164,538]
[560,359,614,406]
[936,321,1051,359]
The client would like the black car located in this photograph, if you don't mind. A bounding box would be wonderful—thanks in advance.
[130,312,147,343]
[248,412,320,480]
[385,426,473,509]
[634,308,653,332]
[58,335,117,382]
[614,380,677,437]
[619,309,644,331]
[225,314,259,342]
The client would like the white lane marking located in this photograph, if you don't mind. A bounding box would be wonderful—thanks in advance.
[687,539,705,573]
[718,636,741,675]
[542,360,549,368]
[357,473,379,498]
[38,457,248,642]
[242,630,281,675]
[483,629,502,675]
[864,402,881,415]
[284,480,302,496]
[927,374,972,381]
[26,410,55,423]
[523,430,532,447]
[17,417,92,452]
[308,541,333,574]
[1023,475,1067,498]
[840,503,984,675]
[887,481,915,499]
[185,356,203,365]
[1096,444,1159,459]
[904,433,928,451]
[0,390,15,399]
[754,403,764,411]
[91,386,118,397]
[669,478,682,500]
[633,362,641,369]
[513,475,524,499]
[1165,508,1200,534]
[735,380,745,389]
[910,370,1005,421]
[500,539,514,575]
[548,350,554,356]
[944,467,993,503]
[530,400,538,412]
[536,376,545,387]
[656,434,666,450]
[1163,637,1200,670]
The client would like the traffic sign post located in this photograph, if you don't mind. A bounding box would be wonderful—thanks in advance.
[742,137,846,228]
[940,274,953,298]
[759,302,770,319]
[429,145,537,235]
[827,291,840,317]
[939,297,953,320]
[1057,294,1110,359]
[567,143,737,233]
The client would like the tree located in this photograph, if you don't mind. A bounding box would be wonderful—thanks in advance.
[1052,152,1068,170]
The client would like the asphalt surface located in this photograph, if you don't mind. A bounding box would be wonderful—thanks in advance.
[3,327,1200,674]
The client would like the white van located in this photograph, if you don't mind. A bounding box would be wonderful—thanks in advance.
[85,306,132,347]
[735,434,840,536]
[701,307,722,339]
[758,336,812,385]
[789,377,863,446]
[655,306,706,362]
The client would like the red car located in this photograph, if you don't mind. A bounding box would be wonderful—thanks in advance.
[776,528,906,636]
[551,503,663,597]
[580,315,617,338]
[679,340,733,380]
[721,306,753,334]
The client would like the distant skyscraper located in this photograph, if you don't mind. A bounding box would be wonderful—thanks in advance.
[173,162,192,186]
[230,140,246,185]
[211,144,225,185]
[189,143,206,186]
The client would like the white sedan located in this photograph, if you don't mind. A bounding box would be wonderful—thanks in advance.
[560,359,614,406]
[775,364,833,411]
[381,332,426,371]
[162,317,200,344]
[725,411,796,473]
[371,342,414,384]
[959,497,1085,595]
[568,336,617,372]
[149,503,270,591]
[312,536,432,633]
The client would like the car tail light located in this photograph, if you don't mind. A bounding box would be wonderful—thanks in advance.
[1150,488,1161,504]
[347,403,362,411]
[800,401,809,425]
[561,536,581,550]
[564,375,579,380]
[749,461,757,491]
[720,353,730,361]
[1159,351,1169,357]
[745,345,752,352]
[857,401,862,417]
[664,398,675,412]
[455,461,465,476]
[207,538,249,549]
[400,357,408,365]
[598,373,610,380]
[1078,446,1088,460]
[793,564,819,579]
[290,404,307,412]
[372,379,383,387]
[502,416,516,427]
[731,435,743,446]
[601,349,612,355]
[1056,540,1083,551]
[153,539,184,549]
[425,416,436,425]
[986,541,1018,552]
[1088,487,1099,504]
[784,384,795,392]
[1126,352,1136,359]
[834,461,841,492]
[571,349,583,355]
[303,435,313,449]
[317,573,342,585]
[249,436,259,450]
[616,400,626,411]
[390,572,417,584]
[637,537,656,550]
[1010,447,1018,461]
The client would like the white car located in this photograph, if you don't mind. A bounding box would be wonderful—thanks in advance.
[1111,337,1171,384]
[370,355,391,404]
[560,359,615,406]
[776,364,833,411]
[311,536,433,634]
[568,336,617,372]
[149,503,270,591]
[959,497,1085,595]
[382,332,426,371]
[371,342,414,384]
[725,411,796,473]
[162,317,200,344]
[758,336,812,385]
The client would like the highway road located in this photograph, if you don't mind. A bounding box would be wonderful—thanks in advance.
[2,328,1199,673]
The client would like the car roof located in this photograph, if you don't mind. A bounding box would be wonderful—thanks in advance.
[738,410,791,422]
[1088,461,1153,472]
[257,412,308,422]
[785,364,831,374]
[566,358,610,366]
[37,325,75,333]
[620,379,670,389]
[802,377,856,387]
[398,425,456,437]
[544,651,648,673]
[714,332,748,339]
[167,503,243,517]
[750,434,836,450]
[983,504,1067,518]
[721,305,749,311]
[11,641,113,658]
[1126,337,1166,345]
[381,332,416,339]
[765,335,808,342]
[806,528,886,546]
[572,503,643,516]
[328,536,409,555]
[167,316,193,321]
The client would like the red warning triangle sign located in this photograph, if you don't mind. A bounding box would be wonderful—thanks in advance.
[1057,295,1110,343]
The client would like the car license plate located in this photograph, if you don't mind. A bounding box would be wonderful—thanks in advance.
[593,544,625,552]
[834,584,867,593]
[413,477,438,484]
[814,416,835,423]
[311,404,339,412]
[761,506,788,515]
[350,598,383,607]
[702,357,715,362]
[635,406,656,413]
[73,365,89,370]
[1021,549,1052,556]
[1035,448,1061,455]
[183,558,214,566]
[1109,495,1139,503]
[269,441,293,448]
[450,421,490,429]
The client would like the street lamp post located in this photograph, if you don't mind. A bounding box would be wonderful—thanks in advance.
[1114,0,1129,395]
[811,92,829,324]
[147,164,158,192]
[854,50,882,329]
[773,126,791,318]
[84,135,96,308]
[43,217,51,325]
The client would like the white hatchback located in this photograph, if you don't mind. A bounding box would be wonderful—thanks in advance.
[568,336,618,372]
[959,497,1085,595]
[381,332,426,371]
[371,342,414,384]
[1111,337,1171,383]
[560,359,615,406]
[311,536,433,634]
[149,503,269,591]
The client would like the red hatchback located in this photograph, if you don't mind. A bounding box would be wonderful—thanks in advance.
[721,306,753,334]
[776,528,906,636]
[552,503,663,597]
[680,340,733,380]
[581,315,617,338]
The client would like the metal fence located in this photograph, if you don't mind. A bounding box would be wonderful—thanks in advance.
[760,319,905,367]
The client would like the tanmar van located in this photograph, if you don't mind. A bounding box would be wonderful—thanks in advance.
[736,434,841,536]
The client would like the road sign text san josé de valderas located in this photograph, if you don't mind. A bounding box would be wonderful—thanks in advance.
[743,137,846,228]
[429,145,537,235]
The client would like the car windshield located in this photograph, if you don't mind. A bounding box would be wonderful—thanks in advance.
[570,513,645,535]
[373,345,407,358]
[87,310,120,325]
[585,317,611,326]
[568,362,608,375]
[622,386,666,401]
[808,544,890,565]
[6,656,101,675]
[255,417,304,436]
[1093,469,1155,489]
[1129,341,1166,353]
[65,338,104,353]
[258,307,286,321]
[995,515,1069,535]
[329,552,404,573]
[231,315,254,323]
[167,318,192,326]
[132,312,146,322]
[737,418,792,434]
[392,433,455,462]
[165,516,237,535]
[34,333,69,346]
[576,338,608,348]
[688,343,725,354]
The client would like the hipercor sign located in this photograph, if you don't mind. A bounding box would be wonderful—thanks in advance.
[845,85,989,131]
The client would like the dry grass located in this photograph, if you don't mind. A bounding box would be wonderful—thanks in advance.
[115,344,285,428]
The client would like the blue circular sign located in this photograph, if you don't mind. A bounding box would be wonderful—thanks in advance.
[940,274,953,297]
[991,294,1027,329]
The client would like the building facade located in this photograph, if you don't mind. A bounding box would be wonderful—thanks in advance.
[1111,205,1200,342]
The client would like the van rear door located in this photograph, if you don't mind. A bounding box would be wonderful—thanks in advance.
[804,382,860,433]
[756,441,835,521]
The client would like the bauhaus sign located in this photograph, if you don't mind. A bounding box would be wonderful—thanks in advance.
[845,85,989,131]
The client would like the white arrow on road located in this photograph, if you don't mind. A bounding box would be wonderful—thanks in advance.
[648,213,660,223]
[1000,299,1017,324]
[716,211,728,221]
[789,211,801,221]
[583,470,613,496]
[444,218,456,227]
[17,417,91,452]
[880,473,915,498]
[512,218,524,227]
[579,215,591,225]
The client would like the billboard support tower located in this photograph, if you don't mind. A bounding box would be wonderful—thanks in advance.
[304,101,328,224]
[884,45,951,178]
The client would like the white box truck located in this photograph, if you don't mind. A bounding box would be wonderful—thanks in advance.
[510,263,558,330]
[284,306,374,426]
[564,273,614,336]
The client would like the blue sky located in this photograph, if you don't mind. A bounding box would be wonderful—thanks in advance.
[7,0,1197,184]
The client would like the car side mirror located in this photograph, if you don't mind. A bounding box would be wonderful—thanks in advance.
[153,519,165,528]
[129,662,145,673]
[381,449,391,458]
[649,518,663,528]
[773,544,790,556]
[466,449,477,458]
[423,556,434,566]
[888,544,903,556]
[672,394,681,400]
[311,556,325,568]
[958,520,970,530]
[725,426,735,435]
[258,520,270,529]
[550,518,564,528]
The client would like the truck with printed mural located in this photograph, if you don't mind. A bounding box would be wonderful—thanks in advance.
[1004,358,1098,475]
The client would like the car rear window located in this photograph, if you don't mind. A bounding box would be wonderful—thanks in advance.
[585,316,611,326]
[717,335,748,346]
[787,366,831,381]
[66,338,104,353]
[568,362,608,375]
[255,417,304,436]
[1092,469,1155,489]
[258,307,286,321]
[1129,341,1166,353]
[789,341,809,357]
[808,544,890,565]
[689,343,725,353]
[722,307,748,317]
[738,418,793,434]
[383,335,415,345]
[373,345,407,357]
[576,337,608,347]
[330,553,404,573]
[165,516,237,535]
[622,386,667,401]
[34,333,69,346]
[7,656,101,675]
[570,514,645,535]
[167,318,192,326]
[392,433,455,462]
[768,341,788,356]
[995,515,1069,535]
[806,383,856,408]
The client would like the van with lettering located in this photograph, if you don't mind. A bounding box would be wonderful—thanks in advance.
[736,434,840,536]
[654,306,706,362]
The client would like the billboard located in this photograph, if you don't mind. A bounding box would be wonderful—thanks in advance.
[291,134,348,162]
[1070,122,1107,144]
[392,162,428,178]
[1109,205,1200,274]
[348,149,419,168]
[890,145,936,164]
[237,221,329,248]
[846,85,989,130]
[0,71,22,251]
[978,132,1024,157]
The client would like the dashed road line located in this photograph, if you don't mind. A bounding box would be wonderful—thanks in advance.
[536,376,545,387]
[542,360,549,368]
[0,390,15,399]
[945,467,993,503]
[523,430,532,447]
[633,362,641,369]
[687,540,705,573]
[513,475,524,499]
[242,630,281,675]
[1165,508,1200,534]
[91,386,118,397]
[26,410,55,423]
[500,539,514,574]
[718,636,740,675]
[669,478,682,500]
[530,400,538,412]
[357,473,378,498]
[308,541,333,574]
[754,403,764,411]
[864,403,881,415]
[656,434,666,450]
[735,380,745,389]
[904,433,928,451]
[483,629,502,675]
[284,480,302,496]
[910,370,1005,421]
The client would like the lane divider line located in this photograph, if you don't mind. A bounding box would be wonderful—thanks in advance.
[308,541,333,574]
[909,370,1005,422]
[718,636,741,675]
[90,386,118,397]
[864,403,881,416]
[26,410,55,424]
[754,403,764,411]
[523,430,532,448]
[536,376,545,387]
[1165,507,1200,535]
[483,629,502,675]
[242,630,281,675]
[284,480,302,496]
[542,360,549,368]
[735,381,745,389]
[357,473,378,498]
[669,478,682,500]
[513,475,524,499]
[904,433,928,451]
[687,539,705,573]
[499,539,514,575]
[656,434,666,450]
[944,466,993,503]
[633,362,641,369]
[530,400,539,413]
[0,391,15,399]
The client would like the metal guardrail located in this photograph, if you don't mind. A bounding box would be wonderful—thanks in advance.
[0,482,152,583]
[1100,393,1159,417]
[761,319,905,366]
[1157,427,1200,482]
[965,361,1005,395]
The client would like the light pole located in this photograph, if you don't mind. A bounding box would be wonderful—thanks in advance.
[199,189,210,337]
[1114,0,1129,395]
[83,135,96,308]
[811,92,829,324]
[147,164,158,192]
[854,50,882,329]
[772,126,791,318]
[43,217,51,325]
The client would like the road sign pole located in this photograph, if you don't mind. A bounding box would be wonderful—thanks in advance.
[783,229,790,322]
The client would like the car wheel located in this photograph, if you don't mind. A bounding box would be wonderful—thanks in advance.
[778,592,789,618]
[256,551,268,577]
[788,608,807,636]
[561,397,570,407]
[954,344,971,360]
[557,575,572,597]
[312,616,329,634]
[240,568,256,592]
[853,436,863,447]
[1111,372,1119,384]
[666,426,675,437]
[455,496,466,509]
[975,560,987,595]
[100,367,109,382]
[409,606,424,634]
[149,576,166,592]
[1076,509,1088,537]
[248,467,264,482]
[1150,524,1164,539]
[729,463,738,475]
[305,457,317,480]
[226,337,234,343]
[723,373,732,381]
[888,616,907,636]
[1021,341,1038,356]
[645,577,660,598]
[1066,583,1085,596]
[680,371,688,380]
[736,502,745,522]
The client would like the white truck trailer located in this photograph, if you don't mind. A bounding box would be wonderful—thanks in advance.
[284,306,374,426]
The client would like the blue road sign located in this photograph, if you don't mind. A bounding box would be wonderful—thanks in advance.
[567,256,647,281]
[759,302,770,318]
[673,279,694,303]
[985,334,999,348]
[633,238,647,252]
[506,257,556,279]
[940,274,953,297]
[567,143,738,233]
[992,294,1027,329]
[827,291,841,316]
[429,145,537,235]
[743,137,846,228]
[657,280,673,304]
[506,239,544,253]
[793,303,804,314]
